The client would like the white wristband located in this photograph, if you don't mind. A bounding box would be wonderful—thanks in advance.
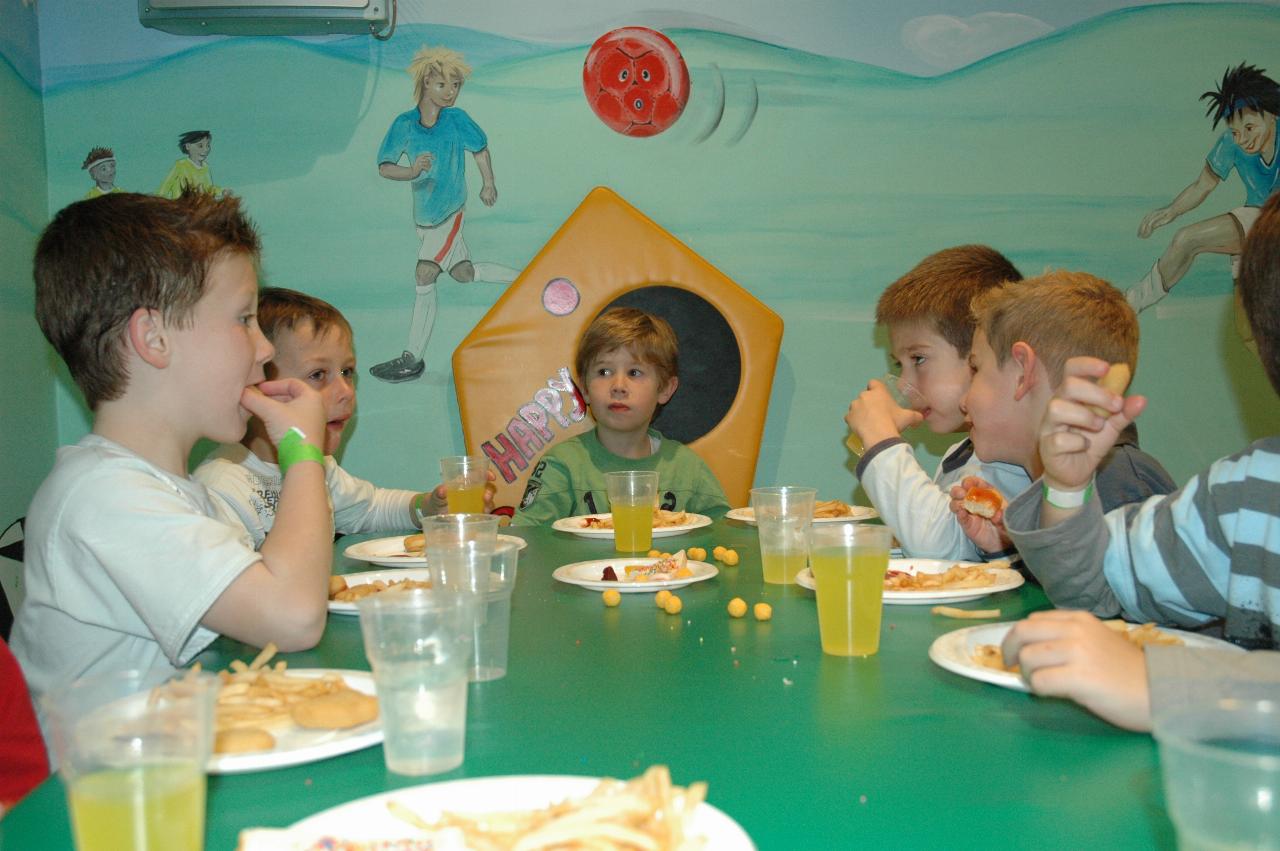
[1043,478,1095,509]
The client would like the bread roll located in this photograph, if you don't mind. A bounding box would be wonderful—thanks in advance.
[961,485,1002,519]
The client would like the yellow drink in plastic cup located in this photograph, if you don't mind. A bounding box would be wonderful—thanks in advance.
[605,471,658,554]
[439,454,489,515]
[70,763,204,851]
[751,486,817,585]
[610,501,653,553]
[809,523,892,656]
[43,669,215,851]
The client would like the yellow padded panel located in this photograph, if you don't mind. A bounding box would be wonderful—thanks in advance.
[453,187,782,517]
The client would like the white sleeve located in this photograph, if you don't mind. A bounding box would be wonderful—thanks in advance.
[192,458,272,549]
[859,442,983,561]
[329,463,416,535]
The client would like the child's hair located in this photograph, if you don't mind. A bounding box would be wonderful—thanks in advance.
[256,288,354,379]
[875,245,1023,356]
[1239,193,1280,395]
[408,46,472,104]
[81,147,114,170]
[574,307,679,388]
[34,189,260,409]
[1202,63,1280,128]
[178,130,212,154]
[970,270,1138,387]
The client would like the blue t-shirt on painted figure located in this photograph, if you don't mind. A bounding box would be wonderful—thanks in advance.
[377,107,487,227]
[1206,118,1280,207]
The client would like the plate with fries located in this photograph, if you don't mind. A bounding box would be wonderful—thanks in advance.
[328,568,434,615]
[343,533,526,567]
[243,766,753,849]
[552,512,712,539]
[725,502,878,525]
[553,556,718,592]
[795,558,1023,604]
[928,621,1243,692]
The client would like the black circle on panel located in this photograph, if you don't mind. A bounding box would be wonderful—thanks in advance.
[602,286,740,443]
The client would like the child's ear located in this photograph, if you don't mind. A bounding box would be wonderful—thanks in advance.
[1009,341,1040,401]
[127,307,171,369]
[658,375,679,405]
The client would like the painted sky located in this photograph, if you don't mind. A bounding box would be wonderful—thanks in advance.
[18,0,1259,81]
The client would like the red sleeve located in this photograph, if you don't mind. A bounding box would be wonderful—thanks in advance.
[0,639,50,808]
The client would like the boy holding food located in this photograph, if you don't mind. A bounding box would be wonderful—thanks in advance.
[195,287,475,547]
[12,191,333,723]
[995,195,1280,731]
[512,307,729,525]
[948,271,1175,554]
[845,245,1032,561]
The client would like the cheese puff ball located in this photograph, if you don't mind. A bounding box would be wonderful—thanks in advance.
[663,594,683,615]
[753,602,773,621]
[654,589,672,608]
[647,549,662,558]
[688,546,707,561]
[602,589,621,607]
[727,597,747,618]
[713,545,727,560]
[721,549,740,566]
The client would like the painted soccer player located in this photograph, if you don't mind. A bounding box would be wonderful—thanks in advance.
[1127,63,1280,312]
[371,46,517,383]
[81,147,121,199]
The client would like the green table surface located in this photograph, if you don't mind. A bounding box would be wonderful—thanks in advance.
[0,521,1175,850]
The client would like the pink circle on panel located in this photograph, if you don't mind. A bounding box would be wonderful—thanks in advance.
[542,278,581,316]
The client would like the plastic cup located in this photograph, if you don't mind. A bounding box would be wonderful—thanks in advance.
[357,589,475,776]
[439,455,489,515]
[43,669,216,851]
[432,540,520,682]
[605,471,659,553]
[846,373,924,455]
[751,486,817,584]
[809,523,892,656]
[421,513,500,566]
[1154,697,1280,850]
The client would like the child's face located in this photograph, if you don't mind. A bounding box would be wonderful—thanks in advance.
[89,160,115,184]
[887,320,971,434]
[1228,108,1276,157]
[584,345,677,439]
[169,252,273,443]
[423,72,463,110]
[960,329,1036,466]
[268,322,356,456]
[186,137,212,162]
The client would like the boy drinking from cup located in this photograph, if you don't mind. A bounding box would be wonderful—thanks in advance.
[512,308,729,525]
[196,287,486,546]
[12,191,332,728]
[845,245,1032,561]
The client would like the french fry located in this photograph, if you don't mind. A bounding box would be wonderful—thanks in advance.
[932,606,1001,619]
[1088,362,1132,417]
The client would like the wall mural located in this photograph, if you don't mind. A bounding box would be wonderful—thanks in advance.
[1127,63,1280,312]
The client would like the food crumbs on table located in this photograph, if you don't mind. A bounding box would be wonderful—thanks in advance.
[727,597,747,618]
[733,659,740,668]
[602,589,621,607]
[859,795,868,804]
[783,677,793,686]
[688,546,707,561]
[722,549,740,566]
[753,602,773,621]
[663,595,683,615]
[654,589,672,608]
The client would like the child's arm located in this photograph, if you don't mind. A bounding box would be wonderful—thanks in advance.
[510,458,575,526]
[473,149,497,206]
[201,379,332,651]
[844,380,923,452]
[860,444,985,561]
[1138,164,1222,238]
[1000,610,1152,730]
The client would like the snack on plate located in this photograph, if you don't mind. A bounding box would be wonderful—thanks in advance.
[1088,362,1133,417]
[624,550,692,582]
[813,499,859,518]
[581,508,692,530]
[403,533,425,555]
[329,575,432,603]
[238,834,434,851]
[170,644,379,755]
[884,563,996,592]
[973,620,1184,673]
[960,485,1003,520]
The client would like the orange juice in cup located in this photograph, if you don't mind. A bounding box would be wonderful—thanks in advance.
[439,455,488,515]
[809,523,891,656]
[605,471,659,554]
[70,763,204,851]
[846,374,922,456]
[751,486,817,585]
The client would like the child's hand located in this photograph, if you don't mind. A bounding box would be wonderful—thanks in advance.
[241,379,326,449]
[425,470,499,515]
[1138,206,1175,238]
[412,153,433,177]
[1039,357,1147,493]
[1000,610,1152,731]
[844,380,923,450]
[948,475,1011,554]
[480,182,497,206]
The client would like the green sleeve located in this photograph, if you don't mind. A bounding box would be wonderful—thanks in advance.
[157,164,184,199]
[688,456,731,516]
[511,455,577,526]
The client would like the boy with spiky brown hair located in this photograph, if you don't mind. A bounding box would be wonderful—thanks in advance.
[846,245,1032,561]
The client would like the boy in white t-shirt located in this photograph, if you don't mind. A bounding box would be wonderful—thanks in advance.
[195,288,475,545]
[12,190,333,717]
[844,246,1031,562]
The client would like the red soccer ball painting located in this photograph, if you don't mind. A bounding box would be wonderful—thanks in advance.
[583,27,690,137]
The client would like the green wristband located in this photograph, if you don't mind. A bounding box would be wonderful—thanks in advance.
[278,426,324,475]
